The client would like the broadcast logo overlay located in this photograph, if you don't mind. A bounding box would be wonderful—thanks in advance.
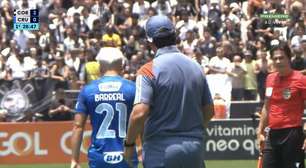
[259,13,289,27]
[13,9,39,30]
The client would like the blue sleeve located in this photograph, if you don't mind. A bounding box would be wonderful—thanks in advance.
[134,75,153,105]
[75,87,88,114]
[202,76,213,106]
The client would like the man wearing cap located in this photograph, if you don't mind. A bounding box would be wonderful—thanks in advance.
[124,15,214,168]
[71,47,138,168]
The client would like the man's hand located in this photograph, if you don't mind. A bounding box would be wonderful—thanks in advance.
[0,109,7,119]
[60,105,71,112]
[123,147,134,168]
[60,77,66,81]
[302,139,306,151]
[257,133,265,152]
[303,124,306,150]
[70,160,81,168]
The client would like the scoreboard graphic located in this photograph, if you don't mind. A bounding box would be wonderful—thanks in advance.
[13,9,39,30]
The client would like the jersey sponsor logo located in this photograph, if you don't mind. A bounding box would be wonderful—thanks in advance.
[103,151,124,164]
[282,88,291,100]
[265,87,273,97]
[98,82,122,92]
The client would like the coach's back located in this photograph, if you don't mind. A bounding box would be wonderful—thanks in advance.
[136,45,211,141]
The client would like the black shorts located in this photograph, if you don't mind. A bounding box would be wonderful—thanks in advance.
[263,127,305,168]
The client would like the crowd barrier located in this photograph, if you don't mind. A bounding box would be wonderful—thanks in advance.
[0,119,263,164]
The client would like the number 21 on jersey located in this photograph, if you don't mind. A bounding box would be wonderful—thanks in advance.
[95,102,127,139]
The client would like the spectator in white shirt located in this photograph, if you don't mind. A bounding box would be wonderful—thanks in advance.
[23,48,38,73]
[192,48,210,74]
[91,0,111,24]
[151,0,172,16]
[208,47,231,75]
[6,51,27,79]
[207,46,232,115]
[67,0,84,22]
[65,48,81,74]
[16,0,38,9]
[63,27,85,51]
[228,2,241,24]
[290,26,305,48]
[181,30,198,57]
[132,0,150,20]
[39,24,51,50]
[175,10,198,41]
[81,7,98,30]
[13,30,33,51]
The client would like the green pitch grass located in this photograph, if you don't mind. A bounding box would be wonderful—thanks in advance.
[0,160,257,168]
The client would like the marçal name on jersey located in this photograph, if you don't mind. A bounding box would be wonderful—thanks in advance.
[95,93,125,102]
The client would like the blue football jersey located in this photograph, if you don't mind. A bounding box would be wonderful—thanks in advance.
[75,76,138,168]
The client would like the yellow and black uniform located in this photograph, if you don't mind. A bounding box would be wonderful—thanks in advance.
[85,61,100,83]
[102,33,122,47]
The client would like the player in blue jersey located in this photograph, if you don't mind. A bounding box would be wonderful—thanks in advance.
[70,47,138,168]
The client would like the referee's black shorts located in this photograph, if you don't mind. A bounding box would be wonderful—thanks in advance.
[263,126,305,168]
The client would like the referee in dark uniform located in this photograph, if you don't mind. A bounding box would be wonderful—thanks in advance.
[257,40,306,168]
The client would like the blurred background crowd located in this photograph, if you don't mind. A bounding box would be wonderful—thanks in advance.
[0,0,305,121]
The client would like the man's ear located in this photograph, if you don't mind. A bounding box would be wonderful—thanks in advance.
[148,42,157,53]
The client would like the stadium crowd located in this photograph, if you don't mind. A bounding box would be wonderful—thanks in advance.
[0,0,305,121]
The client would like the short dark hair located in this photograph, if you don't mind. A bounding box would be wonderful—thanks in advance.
[270,41,292,60]
[152,32,176,48]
